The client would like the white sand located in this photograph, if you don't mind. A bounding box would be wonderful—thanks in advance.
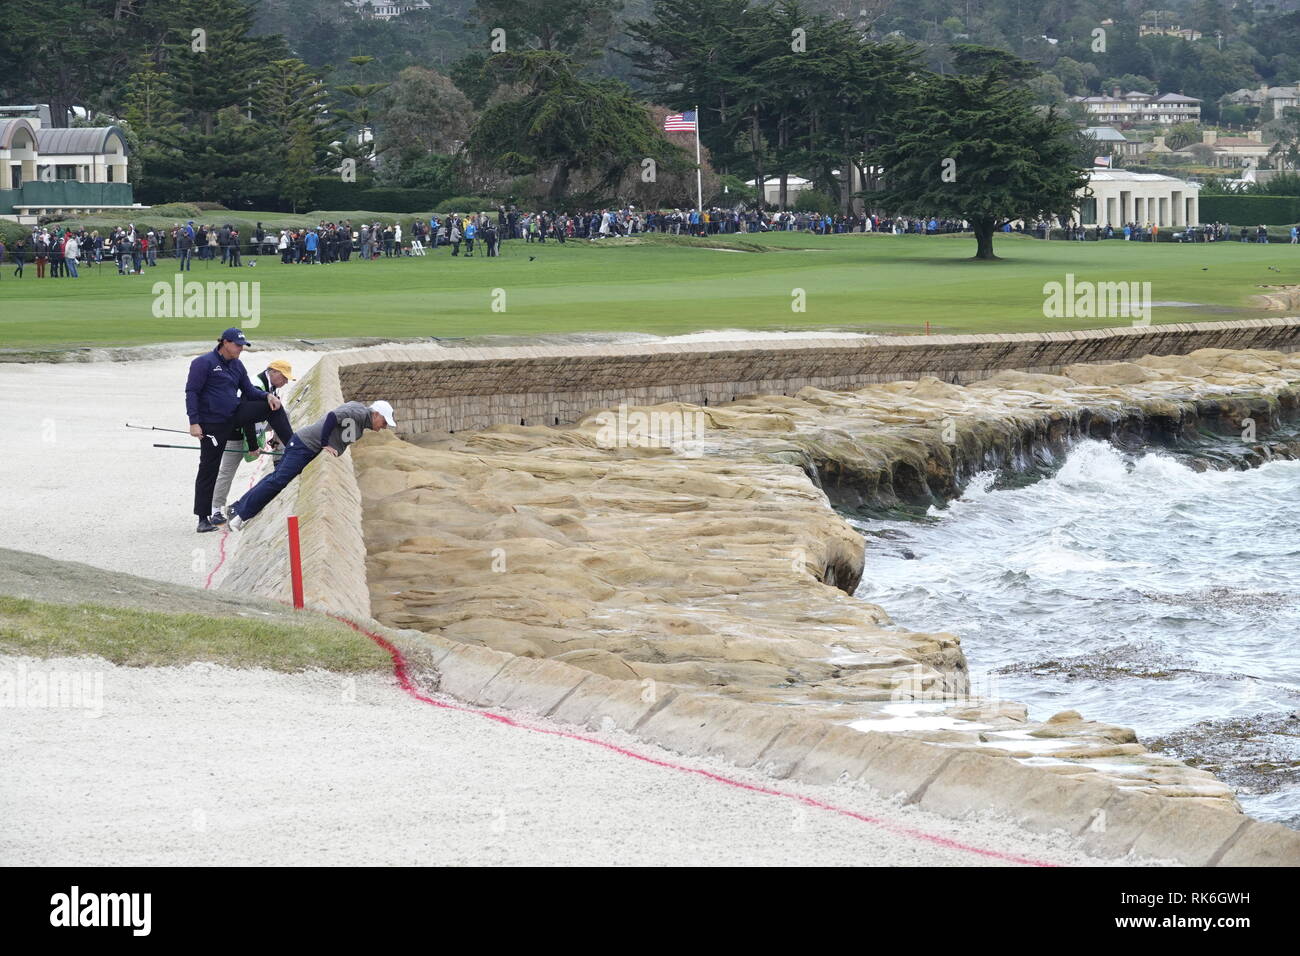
[0,654,1166,866]
[0,349,323,588]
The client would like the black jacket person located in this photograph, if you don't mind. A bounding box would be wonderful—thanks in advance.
[184,328,294,532]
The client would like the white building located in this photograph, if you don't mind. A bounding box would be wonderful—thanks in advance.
[1069,89,1202,125]
[1198,129,1271,169]
[745,176,814,205]
[1139,24,1203,40]
[1075,169,1199,228]
[0,111,141,223]
[346,0,430,19]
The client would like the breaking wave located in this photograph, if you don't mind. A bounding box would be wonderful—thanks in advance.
[853,440,1300,826]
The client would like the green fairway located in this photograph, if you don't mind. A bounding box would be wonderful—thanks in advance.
[1,230,1296,350]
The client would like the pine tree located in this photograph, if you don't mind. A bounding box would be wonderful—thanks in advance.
[256,58,338,204]
[281,121,318,213]
[149,106,276,205]
[123,57,184,132]
[159,0,287,136]
[122,56,185,194]
[472,0,622,60]
[628,0,916,210]
[332,56,391,176]
[133,0,287,203]
[625,0,756,174]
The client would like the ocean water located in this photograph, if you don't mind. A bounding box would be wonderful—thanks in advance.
[851,440,1300,827]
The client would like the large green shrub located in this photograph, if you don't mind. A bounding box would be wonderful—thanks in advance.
[308,176,448,213]
[0,219,27,247]
[432,196,501,214]
[1198,195,1300,225]
[147,203,204,220]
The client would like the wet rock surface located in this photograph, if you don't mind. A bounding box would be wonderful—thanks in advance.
[1150,712,1300,828]
[356,347,1300,811]
[996,641,1197,683]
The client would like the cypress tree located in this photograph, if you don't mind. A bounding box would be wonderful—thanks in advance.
[865,48,1089,260]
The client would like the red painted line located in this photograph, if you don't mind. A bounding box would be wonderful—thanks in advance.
[329,613,1060,867]
[204,529,228,590]
[204,474,256,590]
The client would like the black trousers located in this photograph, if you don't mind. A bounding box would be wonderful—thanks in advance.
[193,399,293,517]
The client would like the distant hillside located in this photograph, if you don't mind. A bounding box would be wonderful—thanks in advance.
[246,0,1300,109]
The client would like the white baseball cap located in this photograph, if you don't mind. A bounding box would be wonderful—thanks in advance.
[369,400,397,428]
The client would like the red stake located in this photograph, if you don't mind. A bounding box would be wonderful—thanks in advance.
[287,515,304,609]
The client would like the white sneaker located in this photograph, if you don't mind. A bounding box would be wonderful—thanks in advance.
[229,515,245,531]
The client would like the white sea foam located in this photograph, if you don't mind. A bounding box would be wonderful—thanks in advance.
[854,440,1300,825]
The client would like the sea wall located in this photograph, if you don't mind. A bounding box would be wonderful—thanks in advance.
[220,344,371,616]
[226,319,1300,614]
[336,318,1300,434]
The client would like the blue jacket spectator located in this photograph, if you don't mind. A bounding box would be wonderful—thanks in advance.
[185,343,266,425]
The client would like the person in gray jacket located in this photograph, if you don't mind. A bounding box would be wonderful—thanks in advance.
[228,400,396,530]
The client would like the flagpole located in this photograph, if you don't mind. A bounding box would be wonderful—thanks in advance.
[694,104,703,213]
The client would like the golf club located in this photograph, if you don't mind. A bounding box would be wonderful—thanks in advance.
[152,443,283,456]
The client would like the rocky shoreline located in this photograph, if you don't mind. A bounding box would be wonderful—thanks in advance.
[352,348,1300,814]
[784,357,1300,518]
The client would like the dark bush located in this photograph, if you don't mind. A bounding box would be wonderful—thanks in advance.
[308,177,448,213]
[1199,195,1300,225]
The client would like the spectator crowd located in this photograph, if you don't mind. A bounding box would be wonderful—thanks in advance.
[3,205,1296,278]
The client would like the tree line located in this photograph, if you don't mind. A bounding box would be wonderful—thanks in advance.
[0,0,1093,259]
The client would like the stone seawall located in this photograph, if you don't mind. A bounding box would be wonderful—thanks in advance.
[226,319,1300,617]
[336,318,1300,434]
[218,326,1300,865]
[220,346,371,616]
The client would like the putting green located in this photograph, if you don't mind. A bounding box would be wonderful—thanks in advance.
[0,231,1294,350]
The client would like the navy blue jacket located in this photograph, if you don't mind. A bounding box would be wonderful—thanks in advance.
[185,347,266,424]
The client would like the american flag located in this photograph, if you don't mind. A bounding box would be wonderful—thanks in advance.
[664,110,697,132]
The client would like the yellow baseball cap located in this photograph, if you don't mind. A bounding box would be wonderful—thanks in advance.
[267,360,295,380]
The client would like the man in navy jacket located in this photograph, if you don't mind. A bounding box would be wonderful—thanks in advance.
[185,328,294,532]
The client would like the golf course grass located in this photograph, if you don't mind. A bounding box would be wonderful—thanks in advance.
[1,229,1296,350]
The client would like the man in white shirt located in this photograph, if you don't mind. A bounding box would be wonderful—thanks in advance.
[64,233,79,278]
